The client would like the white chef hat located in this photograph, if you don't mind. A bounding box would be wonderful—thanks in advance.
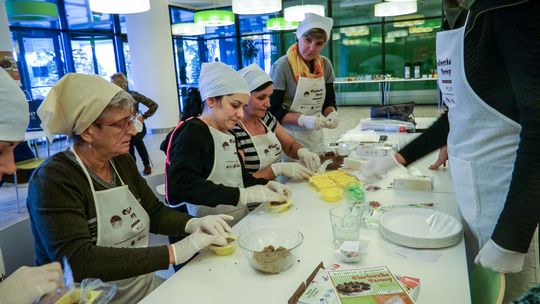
[296,13,334,40]
[0,68,29,141]
[239,64,272,92]
[38,73,123,139]
[198,62,250,101]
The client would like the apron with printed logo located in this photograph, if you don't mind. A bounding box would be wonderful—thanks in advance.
[240,120,282,171]
[437,15,539,299]
[73,150,161,303]
[185,126,248,225]
[283,76,326,152]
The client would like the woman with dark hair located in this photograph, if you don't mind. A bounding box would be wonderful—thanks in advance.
[269,13,339,152]
[163,62,290,225]
[230,64,320,181]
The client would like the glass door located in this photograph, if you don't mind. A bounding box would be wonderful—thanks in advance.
[71,35,117,80]
[11,29,66,101]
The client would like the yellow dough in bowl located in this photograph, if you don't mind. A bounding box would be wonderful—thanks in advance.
[209,236,237,256]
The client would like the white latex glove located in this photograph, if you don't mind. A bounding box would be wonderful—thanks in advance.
[185,214,233,238]
[297,148,321,172]
[323,111,340,129]
[474,239,526,273]
[271,162,314,180]
[171,231,227,265]
[239,185,287,205]
[298,114,325,130]
[358,154,401,180]
[266,181,292,198]
[0,262,62,304]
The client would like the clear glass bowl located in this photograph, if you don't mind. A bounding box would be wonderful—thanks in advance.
[238,226,303,274]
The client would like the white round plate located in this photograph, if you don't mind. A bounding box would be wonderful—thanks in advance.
[379,207,463,248]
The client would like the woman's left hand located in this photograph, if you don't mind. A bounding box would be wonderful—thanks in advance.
[185,215,233,238]
[323,111,340,129]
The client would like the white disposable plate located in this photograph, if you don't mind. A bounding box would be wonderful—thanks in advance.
[379,207,463,249]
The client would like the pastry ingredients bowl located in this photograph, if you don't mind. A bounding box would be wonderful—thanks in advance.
[238,226,303,274]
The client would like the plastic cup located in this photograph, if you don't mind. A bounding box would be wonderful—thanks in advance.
[329,206,363,247]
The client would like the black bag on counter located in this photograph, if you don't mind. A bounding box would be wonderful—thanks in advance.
[370,102,416,125]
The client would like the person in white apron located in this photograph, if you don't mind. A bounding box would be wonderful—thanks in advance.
[0,68,64,304]
[27,73,236,303]
[358,0,540,300]
[269,13,340,152]
[164,62,291,226]
[230,64,320,181]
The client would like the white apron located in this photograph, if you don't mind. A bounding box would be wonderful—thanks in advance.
[186,126,248,224]
[438,16,539,300]
[240,120,282,171]
[283,76,326,152]
[73,150,161,304]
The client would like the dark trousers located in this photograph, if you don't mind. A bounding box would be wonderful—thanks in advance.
[129,123,150,167]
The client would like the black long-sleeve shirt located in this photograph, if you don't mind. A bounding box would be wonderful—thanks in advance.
[399,0,540,253]
[163,118,267,207]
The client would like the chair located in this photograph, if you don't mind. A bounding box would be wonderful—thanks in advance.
[470,265,506,304]
[13,158,45,213]
[143,172,166,203]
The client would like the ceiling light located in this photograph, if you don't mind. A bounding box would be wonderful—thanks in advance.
[89,0,150,14]
[284,5,325,22]
[172,23,206,36]
[374,1,417,17]
[232,0,281,15]
[386,29,408,38]
[194,10,235,27]
[5,1,59,21]
[339,25,370,37]
[409,26,433,34]
[392,14,424,27]
[266,17,299,31]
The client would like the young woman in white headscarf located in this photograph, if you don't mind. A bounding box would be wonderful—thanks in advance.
[163,62,290,224]
[269,13,339,152]
[28,73,233,303]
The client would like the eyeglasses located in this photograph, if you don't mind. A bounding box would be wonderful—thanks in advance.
[95,115,136,132]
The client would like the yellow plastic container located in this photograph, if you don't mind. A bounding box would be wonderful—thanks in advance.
[313,180,337,191]
[266,199,293,213]
[309,175,331,185]
[320,188,343,202]
[323,170,348,178]
[209,236,237,256]
[333,176,358,188]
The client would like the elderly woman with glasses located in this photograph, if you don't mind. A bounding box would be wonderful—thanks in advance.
[27,73,233,303]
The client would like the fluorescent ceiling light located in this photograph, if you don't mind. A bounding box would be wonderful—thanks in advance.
[89,0,150,14]
[409,26,434,34]
[284,5,325,22]
[5,1,59,21]
[172,23,206,36]
[339,25,370,37]
[393,14,424,27]
[374,1,417,17]
[194,10,235,27]
[266,17,299,31]
[386,29,408,38]
[232,0,281,15]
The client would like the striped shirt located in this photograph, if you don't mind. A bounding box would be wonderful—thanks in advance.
[230,112,278,173]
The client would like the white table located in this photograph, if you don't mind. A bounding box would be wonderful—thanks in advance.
[141,181,470,303]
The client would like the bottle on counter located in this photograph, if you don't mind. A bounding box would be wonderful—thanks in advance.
[404,63,411,79]
[413,62,421,79]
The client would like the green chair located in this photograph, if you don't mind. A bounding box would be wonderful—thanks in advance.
[13,158,45,213]
[471,265,506,304]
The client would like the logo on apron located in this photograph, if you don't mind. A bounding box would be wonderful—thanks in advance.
[110,215,122,228]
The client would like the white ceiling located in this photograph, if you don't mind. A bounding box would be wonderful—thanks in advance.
[168,0,232,10]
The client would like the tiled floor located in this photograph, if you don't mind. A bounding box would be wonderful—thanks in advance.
[0,105,441,229]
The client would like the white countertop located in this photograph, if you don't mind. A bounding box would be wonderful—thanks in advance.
[141,180,470,303]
